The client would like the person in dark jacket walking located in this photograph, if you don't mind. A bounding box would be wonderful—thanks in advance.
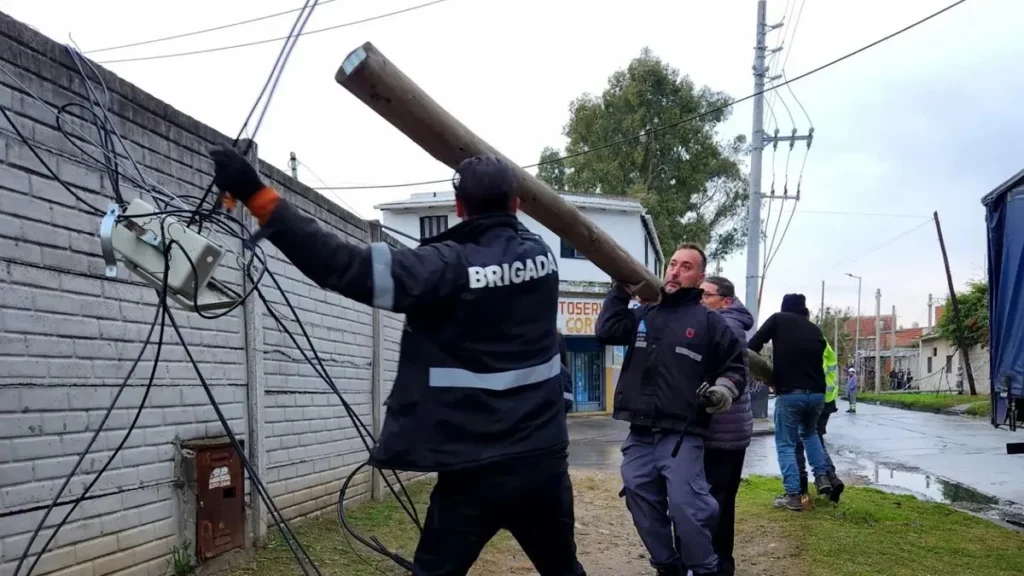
[747,294,832,511]
[596,243,747,576]
[697,276,753,576]
[209,147,585,576]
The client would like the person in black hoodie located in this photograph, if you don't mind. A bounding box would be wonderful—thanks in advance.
[209,147,585,575]
[747,294,832,511]
[596,243,747,576]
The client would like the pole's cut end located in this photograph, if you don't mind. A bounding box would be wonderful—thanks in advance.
[335,42,375,85]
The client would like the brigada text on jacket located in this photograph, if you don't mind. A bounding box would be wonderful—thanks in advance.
[262,199,570,472]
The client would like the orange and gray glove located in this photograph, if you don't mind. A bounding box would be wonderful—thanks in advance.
[209,145,280,224]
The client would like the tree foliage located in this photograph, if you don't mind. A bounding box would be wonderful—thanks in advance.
[818,306,855,369]
[536,47,748,260]
[937,280,989,350]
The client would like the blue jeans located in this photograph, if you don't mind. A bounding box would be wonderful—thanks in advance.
[774,393,829,495]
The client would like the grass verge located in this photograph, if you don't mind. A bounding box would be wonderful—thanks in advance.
[228,473,1024,576]
[858,391,990,416]
[739,475,1024,576]
[225,479,521,576]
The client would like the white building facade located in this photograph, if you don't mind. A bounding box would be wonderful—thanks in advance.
[374,191,664,414]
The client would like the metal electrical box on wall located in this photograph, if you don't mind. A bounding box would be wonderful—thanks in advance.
[195,443,245,561]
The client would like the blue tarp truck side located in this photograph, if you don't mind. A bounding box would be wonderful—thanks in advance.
[981,168,1024,436]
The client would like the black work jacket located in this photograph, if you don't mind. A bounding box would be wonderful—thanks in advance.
[264,200,568,472]
[595,284,747,436]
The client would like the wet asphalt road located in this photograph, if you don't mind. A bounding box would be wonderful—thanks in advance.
[568,401,1024,527]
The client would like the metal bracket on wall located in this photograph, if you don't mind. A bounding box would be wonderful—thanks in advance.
[99,203,120,278]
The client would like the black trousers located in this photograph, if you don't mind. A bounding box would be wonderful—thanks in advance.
[412,457,587,576]
[702,447,747,576]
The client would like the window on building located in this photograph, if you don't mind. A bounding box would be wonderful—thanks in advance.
[560,237,586,259]
[927,356,933,373]
[419,215,448,239]
[644,236,650,268]
[932,347,938,356]
[945,355,953,373]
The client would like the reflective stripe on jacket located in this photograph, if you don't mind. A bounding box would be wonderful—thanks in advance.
[264,201,569,472]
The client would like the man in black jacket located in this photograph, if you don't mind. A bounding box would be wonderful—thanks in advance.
[747,294,832,511]
[209,147,585,576]
[596,243,747,576]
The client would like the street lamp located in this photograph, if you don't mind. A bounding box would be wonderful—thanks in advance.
[846,273,863,387]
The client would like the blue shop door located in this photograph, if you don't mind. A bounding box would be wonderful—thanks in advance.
[566,337,605,413]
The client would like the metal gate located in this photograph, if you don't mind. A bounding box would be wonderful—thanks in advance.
[569,349,605,413]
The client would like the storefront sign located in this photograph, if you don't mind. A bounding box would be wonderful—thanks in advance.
[558,298,603,335]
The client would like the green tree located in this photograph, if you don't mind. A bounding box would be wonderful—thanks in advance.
[536,47,748,259]
[818,306,855,369]
[937,280,989,350]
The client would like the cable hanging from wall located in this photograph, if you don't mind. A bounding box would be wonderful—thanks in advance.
[0,0,424,573]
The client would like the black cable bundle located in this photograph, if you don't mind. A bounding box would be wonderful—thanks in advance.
[1,1,422,573]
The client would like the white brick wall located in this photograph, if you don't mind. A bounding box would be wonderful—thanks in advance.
[0,11,419,575]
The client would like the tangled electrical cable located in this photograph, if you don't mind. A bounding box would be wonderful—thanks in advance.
[2,3,422,575]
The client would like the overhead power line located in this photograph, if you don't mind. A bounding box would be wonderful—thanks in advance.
[85,0,342,54]
[800,209,930,218]
[96,0,452,64]
[312,0,969,192]
[829,218,934,271]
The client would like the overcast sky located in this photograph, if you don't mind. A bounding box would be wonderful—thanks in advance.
[4,0,1020,328]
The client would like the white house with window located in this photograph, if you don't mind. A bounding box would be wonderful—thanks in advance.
[917,332,990,394]
[373,191,664,414]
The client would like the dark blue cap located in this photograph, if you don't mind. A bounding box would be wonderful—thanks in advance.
[453,155,517,214]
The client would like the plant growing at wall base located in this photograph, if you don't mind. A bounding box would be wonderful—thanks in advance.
[169,540,196,576]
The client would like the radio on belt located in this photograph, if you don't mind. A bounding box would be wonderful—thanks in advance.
[101,198,242,312]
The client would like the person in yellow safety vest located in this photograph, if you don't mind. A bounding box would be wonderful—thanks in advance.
[795,342,846,504]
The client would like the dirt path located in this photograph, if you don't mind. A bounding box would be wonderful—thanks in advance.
[471,470,798,576]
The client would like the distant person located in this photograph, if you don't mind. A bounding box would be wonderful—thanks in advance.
[889,368,898,390]
[846,368,858,413]
[748,294,832,511]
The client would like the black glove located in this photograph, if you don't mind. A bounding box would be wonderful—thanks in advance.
[209,145,264,202]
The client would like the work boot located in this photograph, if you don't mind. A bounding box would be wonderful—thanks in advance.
[654,564,685,576]
[774,493,804,511]
[827,471,846,504]
[814,475,833,497]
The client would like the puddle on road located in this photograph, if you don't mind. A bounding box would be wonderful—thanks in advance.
[831,450,1024,531]
[568,436,1024,531]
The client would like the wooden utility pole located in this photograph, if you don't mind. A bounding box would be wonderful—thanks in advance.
[934,211,977,395]
[335,42,660,301]
[332,42,778,381]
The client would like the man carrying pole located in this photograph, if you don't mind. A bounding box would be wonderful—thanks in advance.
[210,147,586,576]
[596,243,747,576]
